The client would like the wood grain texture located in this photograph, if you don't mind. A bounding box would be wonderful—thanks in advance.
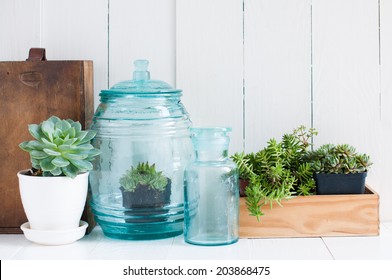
[244,0,312,153]
[176,0,244,153]
[0,60,94,233]
[240,187,379,238]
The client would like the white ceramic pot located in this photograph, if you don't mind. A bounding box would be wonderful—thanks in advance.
[17,170,88,231]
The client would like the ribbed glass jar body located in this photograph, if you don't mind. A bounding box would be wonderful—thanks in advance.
[184,127,239,246]
[89,60,192,240]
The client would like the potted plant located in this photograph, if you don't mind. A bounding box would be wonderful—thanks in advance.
[306,144,372,194]
[119,162,171,222]
[232,126,317,220]
[17,116,100,245]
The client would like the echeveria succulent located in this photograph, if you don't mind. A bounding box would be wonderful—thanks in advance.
[306,144,371,174]
[19,116,100,178]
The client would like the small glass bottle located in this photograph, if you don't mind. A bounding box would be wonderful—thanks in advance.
[184,127,239,246]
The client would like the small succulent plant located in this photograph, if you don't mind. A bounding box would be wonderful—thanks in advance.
[119,162,168,192]
[306,144,371,174]
[19,116,100,178]
[231,126,318,220]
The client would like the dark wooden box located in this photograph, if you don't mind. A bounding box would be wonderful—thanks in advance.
[0,49,95,233]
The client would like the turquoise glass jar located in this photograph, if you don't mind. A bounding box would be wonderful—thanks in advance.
[184,127,239,246]
[89,60,192,240]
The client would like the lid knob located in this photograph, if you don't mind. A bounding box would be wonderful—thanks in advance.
[133,59,150,81]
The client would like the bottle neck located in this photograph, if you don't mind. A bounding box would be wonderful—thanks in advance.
[195,148,229,162]
[190,127,232,162]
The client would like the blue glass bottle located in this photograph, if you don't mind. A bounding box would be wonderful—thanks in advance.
[184,127,239,246]
[89,60,192,240]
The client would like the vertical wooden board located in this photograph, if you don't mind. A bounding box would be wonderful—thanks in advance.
[312,0,384,218]
[312,0,379,147]
[244,0,312,153]
[380,0,392,123]
[377,0,392,221]
[0,0,41,60]
[176,0,244,153]
[41,0,108,109]
[109,0,175,88]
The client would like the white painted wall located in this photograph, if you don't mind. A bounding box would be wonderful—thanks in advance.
[1,0,391,221]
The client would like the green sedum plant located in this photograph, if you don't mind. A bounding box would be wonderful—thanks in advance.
[306,144,371,174]
[231,126,318,220]
[119,162,168,192]
[19,116,100,178]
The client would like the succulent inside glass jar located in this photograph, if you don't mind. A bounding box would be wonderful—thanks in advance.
[89,60,192,240]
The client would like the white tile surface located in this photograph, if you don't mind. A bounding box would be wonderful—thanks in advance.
[322,224,392,260]
[250,237,333,260]
[10,228,103,260]
[0,234,29,259]
[166,235,252,260]
[2,223,392,260]
[382,222,392,230]
[88,227,174,260]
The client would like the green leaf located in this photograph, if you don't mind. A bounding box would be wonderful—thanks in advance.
[76,143,94,150]
[40,157,56,171]
[57,144,74,151]
[31,150,49,159]
[28,124,44,140]
[27,140,47,150]
[78,130,97,144]
[86,148,101,157]
[41,138,57,149]
[31,159,40,169]
[69,159,93,171]
[50,167,62,176]
[65,127,76,139]
[70,121,82,133]
[53,138,64,146]
[55,119,71,132]
[41,119,55,142]
[51,157,70,167]
[43,148,61,156]
[63,138,77,146]
[62,164,78,178]
[63,153,88,160]
[19,141,32,152]
[75,130,88,142]
[47,116,61,124]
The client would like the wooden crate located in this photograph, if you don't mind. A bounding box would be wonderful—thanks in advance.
[0,49,95,233]
[239,186,379,238]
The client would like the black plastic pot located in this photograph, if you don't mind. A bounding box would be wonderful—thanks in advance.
[314,172,367,195]
[120,179,171,222]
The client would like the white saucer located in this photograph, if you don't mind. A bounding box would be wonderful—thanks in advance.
[20,221,88,246]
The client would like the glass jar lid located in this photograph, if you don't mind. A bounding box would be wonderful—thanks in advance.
[102,59,181,95]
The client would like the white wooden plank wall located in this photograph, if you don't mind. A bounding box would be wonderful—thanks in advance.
[176,0,244,152]
[0,0,41,60]
[109,0,176,89]
[244,0,311,152]
[1,0,391,221]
